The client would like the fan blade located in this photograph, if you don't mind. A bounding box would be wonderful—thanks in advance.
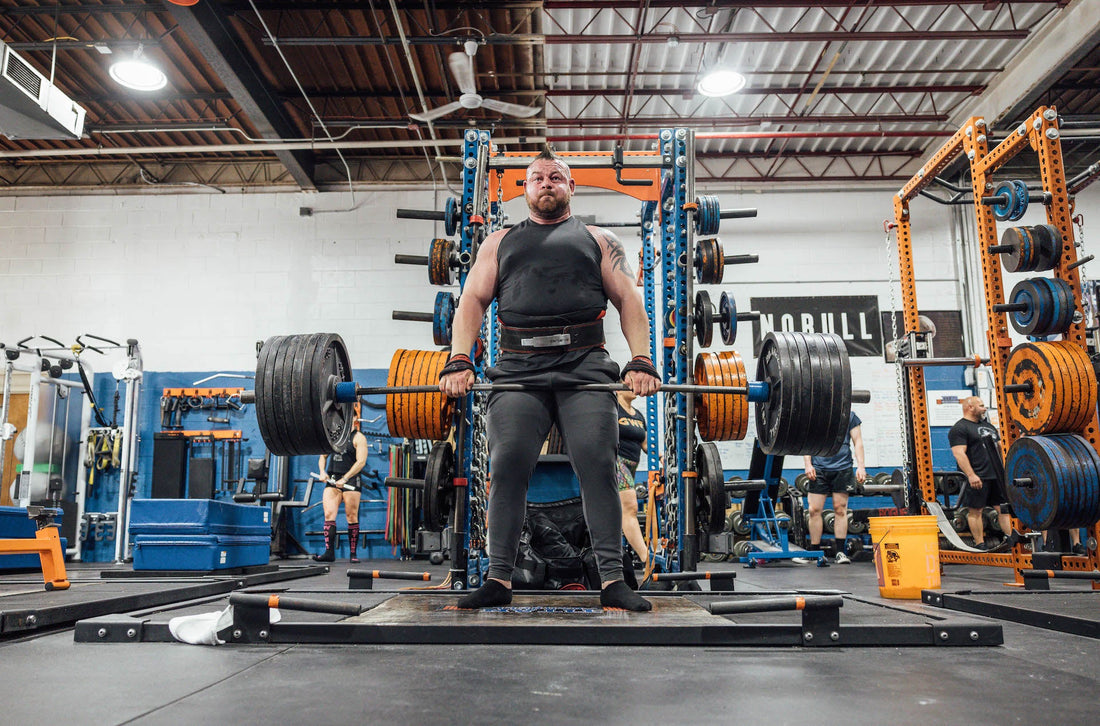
[480,98,542,118]
[409,100,464,122]
[448,52,477,95]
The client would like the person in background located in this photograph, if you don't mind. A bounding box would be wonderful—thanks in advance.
[614,388,648,568]
[949,396,1011,550]
[314,405,369,563]
[801,410,866,564]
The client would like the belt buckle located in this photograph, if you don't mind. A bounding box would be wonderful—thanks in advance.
[520,333,571,348]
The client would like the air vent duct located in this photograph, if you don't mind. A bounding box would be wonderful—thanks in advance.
[0,39,85,140]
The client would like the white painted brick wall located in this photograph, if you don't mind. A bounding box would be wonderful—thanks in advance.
[3,183,1098,469]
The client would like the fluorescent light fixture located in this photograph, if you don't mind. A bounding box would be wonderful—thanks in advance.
[108,45,167,92]
[697,69,746,98]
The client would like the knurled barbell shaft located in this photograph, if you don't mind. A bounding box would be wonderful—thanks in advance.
[360,382,751,395]
[241,383,872,404]
[860,483,903,494]
[394,254,429,266]
[391,310,434,323]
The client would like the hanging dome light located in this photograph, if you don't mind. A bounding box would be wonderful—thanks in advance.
[697,68,746,98]
[108,44,167,92]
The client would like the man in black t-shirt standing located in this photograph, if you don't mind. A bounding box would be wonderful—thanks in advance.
[948,396,1011,549]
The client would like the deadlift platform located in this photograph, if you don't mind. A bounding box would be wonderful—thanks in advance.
[74,589,1003,647]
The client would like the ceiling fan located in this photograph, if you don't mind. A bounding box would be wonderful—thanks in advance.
[409,41,541,122]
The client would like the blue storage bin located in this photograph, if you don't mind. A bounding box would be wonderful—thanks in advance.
[129,499,270,537]
[132,533,270,571]
[0,506,68,570]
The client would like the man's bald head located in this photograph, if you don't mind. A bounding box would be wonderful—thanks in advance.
[961,395,987,421]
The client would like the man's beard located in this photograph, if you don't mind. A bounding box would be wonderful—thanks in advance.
[528,192,569,217]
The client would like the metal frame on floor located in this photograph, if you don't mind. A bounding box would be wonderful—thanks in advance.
[74,589,1003,648]
[0,564,327,636]
[923,587,1099,639]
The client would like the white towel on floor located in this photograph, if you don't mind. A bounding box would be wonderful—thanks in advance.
[168,606,282,645]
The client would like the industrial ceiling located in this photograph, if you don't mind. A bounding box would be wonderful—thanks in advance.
[0,1,1097,194]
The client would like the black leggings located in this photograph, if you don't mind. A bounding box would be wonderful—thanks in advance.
[484,354,623,584]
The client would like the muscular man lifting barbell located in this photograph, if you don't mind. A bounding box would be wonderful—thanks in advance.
[438,147,659,612]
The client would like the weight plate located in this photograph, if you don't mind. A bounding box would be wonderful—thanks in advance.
[718,291,738,345]
[1009,179,1030,222]
[1005,434,1100,531]
[386,349,453,440]
[1005,341,1096,435]
[992,181,1016,222]
[254,334,354,456]
[428,238,456,286]
[794,473,810,496]
[1001,226,1034,274]
[696,194,721,236]
[694,236,725,285]
[695,442,729,535]
[694,350,748,441]
[423,440,455,530]
[694,290,714,348]
[729,510,751,536]
[1034,277,1075,335]
[311,333,355,455]
[889,468,908,510]
[433,292,457,347]
[1008,278,1043,335]
[1031,224,1062,271]
[444,197,460,237]
[255,335,288,455]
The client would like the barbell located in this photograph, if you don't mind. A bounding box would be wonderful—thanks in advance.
[245,331,870,458]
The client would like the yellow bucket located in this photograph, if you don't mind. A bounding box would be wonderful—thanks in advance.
[868,515,940,599]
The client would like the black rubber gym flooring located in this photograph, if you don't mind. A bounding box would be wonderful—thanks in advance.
[1,558,1097,725]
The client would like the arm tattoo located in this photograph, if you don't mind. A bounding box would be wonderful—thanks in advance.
[602,229,634,278]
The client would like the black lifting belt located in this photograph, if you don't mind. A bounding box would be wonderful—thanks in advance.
[498,318,605,353]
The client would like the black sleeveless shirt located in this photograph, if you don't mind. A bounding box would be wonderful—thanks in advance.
[493,216,608,372]
[616,405,646,464]
[326,435,361,486]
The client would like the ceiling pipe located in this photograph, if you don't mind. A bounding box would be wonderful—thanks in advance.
[0,137,547,161]
[547,131,956,142]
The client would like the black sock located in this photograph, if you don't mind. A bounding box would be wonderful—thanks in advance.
[456,580,512,609]
[601,580,652,612]
[622,551,639,590]
[347,523,360,560]
[313,521,336,562]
